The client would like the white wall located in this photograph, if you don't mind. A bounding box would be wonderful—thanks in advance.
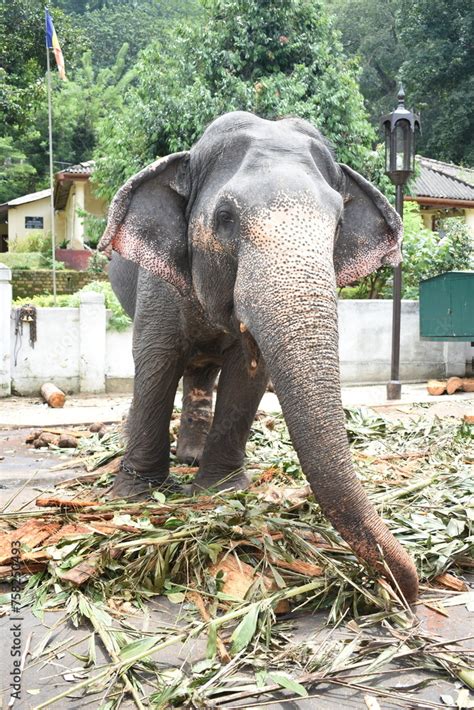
[106,327,134,391]
[11,307,80,394]
[338,300,467,383]
[0,267,470,397]
[8,292,106,396]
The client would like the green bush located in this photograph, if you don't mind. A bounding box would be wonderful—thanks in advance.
[36,232,65,270]
[402,206,472,298]
[13,280,132,332]
[0,252,42,269]
[71,281,132,331]
[87,250,109,274]
[77,209,107,249]
[8,231,45,253]
[14,294,73,307]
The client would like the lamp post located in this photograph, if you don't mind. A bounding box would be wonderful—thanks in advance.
[381,84,420,400]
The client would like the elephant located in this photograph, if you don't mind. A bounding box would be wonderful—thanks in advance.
[99,111,418,602]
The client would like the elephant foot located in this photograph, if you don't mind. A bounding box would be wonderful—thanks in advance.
[109,463,185,501]
[191,468,250,495]
[175,446,202,467]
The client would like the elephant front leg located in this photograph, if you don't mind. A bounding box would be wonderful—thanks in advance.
[192,342,268,492]
[111,307,186,500]
[176,362,220,465]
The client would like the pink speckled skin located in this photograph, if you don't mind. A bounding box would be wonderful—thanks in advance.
[99,112,417,602]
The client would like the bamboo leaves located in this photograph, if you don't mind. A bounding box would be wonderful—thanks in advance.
[230,602,260,654]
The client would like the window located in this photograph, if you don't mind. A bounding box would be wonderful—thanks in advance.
[25,216,44,229]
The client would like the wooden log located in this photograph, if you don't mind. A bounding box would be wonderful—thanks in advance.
[40,382,66,408]
[42,428,90,438]
[0,521,61,564]
[427,379,447,396]
[89,422,105,433]
[25,430,42,444]
[57,435,78,448]
[446,376,463,395]
[34,432,59,448]
[0,562,47,579]
[434,572,469,592]
[462,378,474,392]
[36,496,99,509]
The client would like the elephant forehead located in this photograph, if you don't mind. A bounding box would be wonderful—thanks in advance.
[242,192,337,256]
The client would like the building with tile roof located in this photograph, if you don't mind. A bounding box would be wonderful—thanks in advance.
[406,157,474,236]
[0,161,106,256]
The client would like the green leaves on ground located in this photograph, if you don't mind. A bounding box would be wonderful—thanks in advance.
[4,406,472,707]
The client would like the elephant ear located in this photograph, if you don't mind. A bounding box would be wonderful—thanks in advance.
[333,164,403,288]
[99,152,191,293]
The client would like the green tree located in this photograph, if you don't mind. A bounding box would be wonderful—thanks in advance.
[0,0,86,134]
[93,0,379,200]
[47,45,136,167]
[326,0,401,123]
[327,0,474,165]
[0,137,36,203]
[0,0,88,201]
[398,0,474,165]
[74,0,201,70]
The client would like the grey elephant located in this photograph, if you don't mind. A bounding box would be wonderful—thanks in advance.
[99,111,418,601]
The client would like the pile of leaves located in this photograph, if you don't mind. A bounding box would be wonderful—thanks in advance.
[0,407,472,708]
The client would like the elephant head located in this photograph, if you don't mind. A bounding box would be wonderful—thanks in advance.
[100,112,418,601]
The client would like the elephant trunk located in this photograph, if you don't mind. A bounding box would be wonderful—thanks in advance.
[236,215,418,602]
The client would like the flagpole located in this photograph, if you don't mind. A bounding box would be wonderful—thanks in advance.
[46,35,57,304]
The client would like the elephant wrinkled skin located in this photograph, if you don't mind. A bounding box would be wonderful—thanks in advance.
[99,111,418,602]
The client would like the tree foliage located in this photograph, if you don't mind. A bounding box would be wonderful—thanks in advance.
[398,0,474,165]
[327,0,474,165]
[73,0,201,70]
[0,138,36,203]
[326,0,400,123]
[93,0,379,200]
[0,0,196,203]
[0,0,86,135]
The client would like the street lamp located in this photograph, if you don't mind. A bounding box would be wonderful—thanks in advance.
[381,84,420,400]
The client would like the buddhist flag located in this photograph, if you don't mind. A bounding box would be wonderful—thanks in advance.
[45,9,66,80]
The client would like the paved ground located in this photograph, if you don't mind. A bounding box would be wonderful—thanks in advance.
[0,386,473,708]
[1,382,473,428]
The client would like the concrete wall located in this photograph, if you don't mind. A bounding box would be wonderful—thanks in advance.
[338,300,467,383]
[8,292,106,395]
[0,266,471,396]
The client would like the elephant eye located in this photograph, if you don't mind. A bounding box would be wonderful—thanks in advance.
[216,206,235,226]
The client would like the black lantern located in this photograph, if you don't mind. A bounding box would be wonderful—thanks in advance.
[381,84,420,185]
